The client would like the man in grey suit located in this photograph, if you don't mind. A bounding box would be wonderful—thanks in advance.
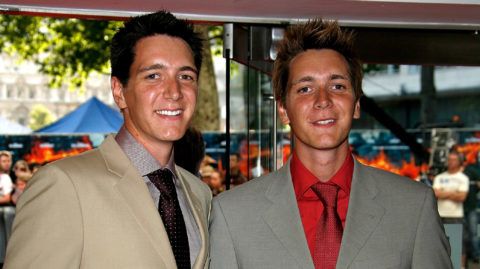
[210,19,452,268]
[5,11,211,269]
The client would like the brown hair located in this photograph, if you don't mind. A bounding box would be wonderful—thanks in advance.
[0,150,12,160]
[272,19,363,105]
[14,160,30,173]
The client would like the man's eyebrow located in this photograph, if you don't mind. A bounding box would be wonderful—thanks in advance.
[137,64,199,76]
[179,66,199,76]
[290,76,315,86]
[138,63,165,73]
[330,74,350,81]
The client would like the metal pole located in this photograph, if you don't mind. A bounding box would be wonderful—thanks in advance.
[223,23,233,190]
[225,49,231,190]
[272,98,278,170]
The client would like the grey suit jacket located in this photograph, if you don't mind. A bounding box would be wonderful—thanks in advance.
[210,158,452,269]
[4,136,212,269]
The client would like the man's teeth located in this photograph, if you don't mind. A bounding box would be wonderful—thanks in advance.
[316,119,334,125]
[156,110,181,116]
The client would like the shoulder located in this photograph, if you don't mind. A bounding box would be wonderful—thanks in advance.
[0,173,12,182]
[48,147,102,170]
[356,162,431,196]
[434,171,446,180]
[458,171,470,180]
[214,167,285,205]
[27,148,106,192]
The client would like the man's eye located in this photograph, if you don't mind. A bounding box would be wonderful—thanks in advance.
[146,73,160,80]
[179,74,196,81]
[297,87,310,93]
[331,84,346,90]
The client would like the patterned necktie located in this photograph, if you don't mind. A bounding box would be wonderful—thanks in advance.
[147,169,191,269]
[311,182,343,269]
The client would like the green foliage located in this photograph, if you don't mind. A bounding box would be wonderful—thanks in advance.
[208,25,223,57]
[0,15,121,91]
[208,26,239,76]
[29,104,56,130]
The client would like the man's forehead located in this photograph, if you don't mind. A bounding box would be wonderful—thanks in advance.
[135,34,193,54]
[289,51,349,74]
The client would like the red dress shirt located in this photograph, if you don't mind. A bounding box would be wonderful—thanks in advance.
[290,151,354,258]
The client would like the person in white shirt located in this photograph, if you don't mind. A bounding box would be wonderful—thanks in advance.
[0,151,14,264]
[433,150,469,221]
[433,150,469,269]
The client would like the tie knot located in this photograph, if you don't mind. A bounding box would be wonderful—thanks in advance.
[311,182,339,207]
[146,169,175,196]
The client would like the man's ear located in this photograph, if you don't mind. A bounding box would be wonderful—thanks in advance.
[277,101,290,125]
[353,99,361,119]
[111,77,127,110]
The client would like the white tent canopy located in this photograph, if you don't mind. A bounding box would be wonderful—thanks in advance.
[0,116,32,134]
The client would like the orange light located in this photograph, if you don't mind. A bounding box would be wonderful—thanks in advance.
[355,149,424,180]
[24,137,93,165]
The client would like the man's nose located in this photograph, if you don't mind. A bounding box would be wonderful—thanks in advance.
[314,88,332,109]
[163,76,182,100]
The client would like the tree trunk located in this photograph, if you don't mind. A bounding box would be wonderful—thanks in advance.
[191,25,220,131]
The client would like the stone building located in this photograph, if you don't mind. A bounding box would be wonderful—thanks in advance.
[0,54,115,129]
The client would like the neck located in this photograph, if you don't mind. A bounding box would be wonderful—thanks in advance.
[123,124,173,166]
[448,167,461,174]
[295,142,350,182]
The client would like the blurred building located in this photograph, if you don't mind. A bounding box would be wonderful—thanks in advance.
[355,65,480,129]
[0,54,114,129]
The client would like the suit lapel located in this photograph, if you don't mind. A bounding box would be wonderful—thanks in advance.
[337,159,385,269]
[262,163,315,269]
[100,136,177,268]
[175,168,208,269]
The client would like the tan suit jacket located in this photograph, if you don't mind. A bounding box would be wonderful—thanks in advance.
[210,158,452,269]
[4,136,212,269]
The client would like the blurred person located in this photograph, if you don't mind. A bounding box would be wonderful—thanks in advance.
[12,160,31,181]
[174,127,205,176]
[200,155,217,171]
[0,151,12,176]
[208,171,225,196]
[450,114,464,128]
[229,153,247,187]
[210,19,452,269]
[463,151,480,263]
[11,170,32,205]
[433,151,469,221]
[433,150,469,268]
[199,165,224,196]
[200,165,214,185]
[0,152,13,204]
[0,151,13,265]
[5,11,211,269]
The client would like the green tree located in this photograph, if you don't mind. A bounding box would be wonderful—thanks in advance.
[29,104,56,130]
[0,15,221,130]
[0,15,120,91]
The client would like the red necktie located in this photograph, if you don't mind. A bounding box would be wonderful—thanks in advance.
[311,183,343,269]
[147,169,191,269]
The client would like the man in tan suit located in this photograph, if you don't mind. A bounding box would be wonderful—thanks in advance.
[210,19,452,268]
[5,11,211,269]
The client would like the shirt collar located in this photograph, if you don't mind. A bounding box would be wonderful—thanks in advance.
[291,150,353,199]
[115,126,176,177]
